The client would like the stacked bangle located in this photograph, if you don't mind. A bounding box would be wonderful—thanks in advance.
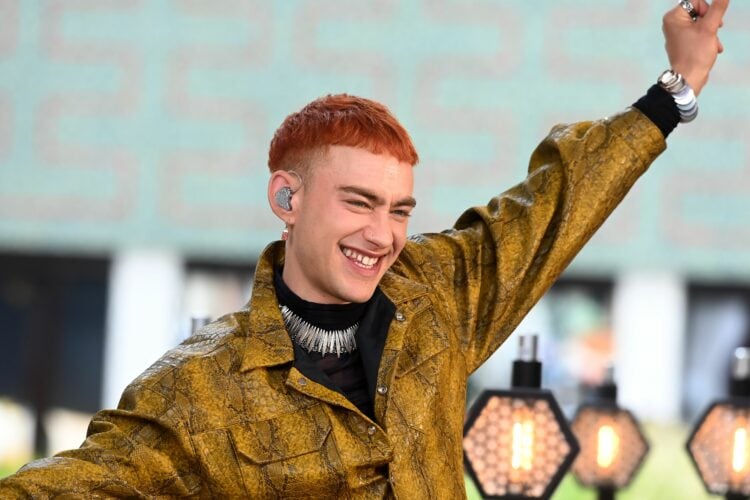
[657,69,698,123]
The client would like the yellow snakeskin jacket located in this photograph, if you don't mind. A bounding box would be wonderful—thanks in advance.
[0,109,665,499]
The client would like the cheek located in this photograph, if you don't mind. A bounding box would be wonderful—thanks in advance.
[329,209,370,234]
[301,206,342,235]
[392,224,408,252]
[305,210,361,249]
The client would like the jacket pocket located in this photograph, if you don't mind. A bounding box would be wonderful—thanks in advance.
[230,407,330,464]
[229,407,343,498]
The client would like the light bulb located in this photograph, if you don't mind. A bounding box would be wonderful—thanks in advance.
[732,427,747,473]
[512,418,535,471]
[596,424,620,469]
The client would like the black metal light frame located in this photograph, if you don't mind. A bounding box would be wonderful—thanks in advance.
[687,347,750,500]
[687,397,750,499]
[463,388,580,499]
[570,399,650,497]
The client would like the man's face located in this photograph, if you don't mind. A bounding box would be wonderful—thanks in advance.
[282,145,415,304]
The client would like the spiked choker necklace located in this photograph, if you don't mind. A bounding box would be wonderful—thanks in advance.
[273,266,366,357]
[279,305,358,357]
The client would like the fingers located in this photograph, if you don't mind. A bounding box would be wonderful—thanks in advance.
[690,0,709,16]
[702,0,730,31]
[696,0,710,17]
[669,0,703,24]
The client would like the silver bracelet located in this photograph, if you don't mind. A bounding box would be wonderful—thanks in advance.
[657,69,698,123]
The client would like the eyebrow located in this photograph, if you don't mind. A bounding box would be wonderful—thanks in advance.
[338,185,417,208]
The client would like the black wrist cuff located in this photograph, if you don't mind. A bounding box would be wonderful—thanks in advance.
[632,84,680,139]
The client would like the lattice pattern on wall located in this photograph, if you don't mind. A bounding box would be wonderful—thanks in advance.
[0,0,748,274]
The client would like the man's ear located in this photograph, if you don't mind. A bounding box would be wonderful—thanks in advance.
[267,170,303,224]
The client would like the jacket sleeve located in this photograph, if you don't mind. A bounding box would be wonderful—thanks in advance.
[0,382,201,498]
[395,108,666,374]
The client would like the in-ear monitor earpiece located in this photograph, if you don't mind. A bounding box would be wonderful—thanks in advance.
[275,186,293,211]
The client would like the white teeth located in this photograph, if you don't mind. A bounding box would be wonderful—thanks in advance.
[341,247,379,268]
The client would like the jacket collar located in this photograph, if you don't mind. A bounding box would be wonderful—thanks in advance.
[378,268,429,306]
[239,242,294,372]
[239,241,430,372]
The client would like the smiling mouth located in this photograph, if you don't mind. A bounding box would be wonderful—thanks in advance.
[341,246,381,270]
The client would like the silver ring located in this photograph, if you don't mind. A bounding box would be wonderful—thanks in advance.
[679,0,698,22]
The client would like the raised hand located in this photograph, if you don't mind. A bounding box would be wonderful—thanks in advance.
[663,0,730,96]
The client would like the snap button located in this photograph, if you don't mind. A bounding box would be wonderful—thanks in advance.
[395,311,405,321]
[377,385,388,395]
[367,425,377,436]
[298,377,307,386]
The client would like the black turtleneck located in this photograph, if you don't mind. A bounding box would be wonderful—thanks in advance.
[274,267,367,329]
[274,267,376,420]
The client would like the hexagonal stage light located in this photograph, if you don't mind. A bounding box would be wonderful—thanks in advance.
[463,335,579,499]
[688,347,750,500]
[571,406,649,496]
[688,401,750,498]
[570,369,649,499]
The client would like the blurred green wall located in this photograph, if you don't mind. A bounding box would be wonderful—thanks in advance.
[1,0,748,278]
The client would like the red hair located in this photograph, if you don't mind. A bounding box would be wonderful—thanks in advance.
[268,94,419,173]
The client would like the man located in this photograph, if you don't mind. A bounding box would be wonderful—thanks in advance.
[0,0,730,498]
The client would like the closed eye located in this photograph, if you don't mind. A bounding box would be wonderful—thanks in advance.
[346,199,372,210]
[392,209,412,218]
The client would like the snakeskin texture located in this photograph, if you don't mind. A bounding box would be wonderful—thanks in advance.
[0,108,665,499]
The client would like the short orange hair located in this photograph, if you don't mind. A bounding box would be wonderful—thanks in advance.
[268,94,419,173]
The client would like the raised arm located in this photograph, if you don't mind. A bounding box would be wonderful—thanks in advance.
[396,0,730,372]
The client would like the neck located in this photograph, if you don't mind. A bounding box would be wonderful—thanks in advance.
[281,258,351,304]
[273,266,367,330]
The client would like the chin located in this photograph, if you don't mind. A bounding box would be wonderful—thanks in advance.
[345,292,376,304]
[340,285,378,304]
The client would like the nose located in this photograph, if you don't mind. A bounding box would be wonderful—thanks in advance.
[363,211,393,248]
